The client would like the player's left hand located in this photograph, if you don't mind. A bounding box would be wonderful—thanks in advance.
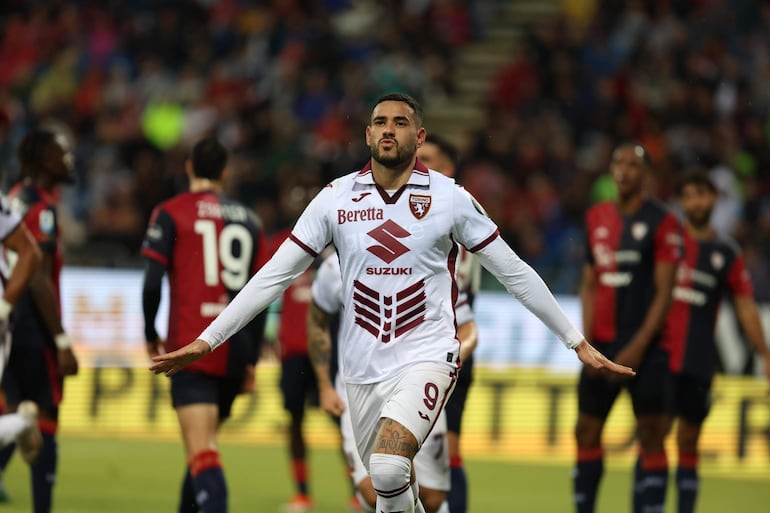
[575,341,636,377]
[145,338,165,360]
[150,339,211,376]
[58,347,79,376]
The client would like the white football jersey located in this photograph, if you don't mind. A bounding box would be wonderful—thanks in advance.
[0,193,22,286]
[293,161,498,384]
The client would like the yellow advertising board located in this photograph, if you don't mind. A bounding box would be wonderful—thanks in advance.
[59,365,769,479]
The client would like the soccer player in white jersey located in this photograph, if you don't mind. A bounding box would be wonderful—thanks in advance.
[151,93,635,513]
[0,192,44,465]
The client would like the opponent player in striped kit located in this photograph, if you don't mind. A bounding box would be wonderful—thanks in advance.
[152,93,634,513]
[662,171,770,513]
[142,137,267,513]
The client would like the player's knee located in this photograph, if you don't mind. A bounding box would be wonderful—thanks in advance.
[369,453,412,499]
[574,416,602,448]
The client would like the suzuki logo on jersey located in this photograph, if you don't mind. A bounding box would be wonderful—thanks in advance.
[352,279,427,343]
[409,194,432,220]
[366,220,410,264]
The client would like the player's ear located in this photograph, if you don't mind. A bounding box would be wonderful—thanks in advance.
[416,127,427,147]
[184,159,194,180]
[220,167,230,182]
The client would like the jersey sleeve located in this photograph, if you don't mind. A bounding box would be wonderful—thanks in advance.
[727,252,754,297]
[24,203,57,252]
[141,206,175,268]
[451,186,500,252]
[289,185,334,257]
[654,214,682,263]
[0,195,21,241]
[312,254,343,314]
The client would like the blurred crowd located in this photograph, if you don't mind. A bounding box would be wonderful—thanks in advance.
[1,0,770,297]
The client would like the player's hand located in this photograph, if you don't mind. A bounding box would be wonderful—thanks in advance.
[575,341,635,377]
[241,364,256,394]
[58,347,79,376]
[145,338,166,360]
[319,383,345,417]
[150,339,211,376]
[612,343,646,378]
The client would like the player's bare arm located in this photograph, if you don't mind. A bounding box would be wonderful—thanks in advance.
[457,320,478,363]
[307,301,345,416]
[28,251,78,376]
[1,223,41,307]
[615,260,677,371]
[142,258,166,359]
[733,294,770,388]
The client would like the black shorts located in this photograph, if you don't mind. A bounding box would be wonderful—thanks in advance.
[578,343,673,420]
[3,323,62,418]
[280,355,318,417]
[673,373,712,424]
[170,371,242,421]
[446,355,474,434]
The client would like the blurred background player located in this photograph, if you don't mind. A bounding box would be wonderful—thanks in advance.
[0,129,79,513]
[418,134,480,513]
[662,171,770,513]
[308,251,451,513]
[0,189,44,475]
[575,143,681,513]
[142,137,267,513]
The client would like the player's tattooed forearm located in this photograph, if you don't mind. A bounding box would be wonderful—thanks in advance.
[307,306,332,366]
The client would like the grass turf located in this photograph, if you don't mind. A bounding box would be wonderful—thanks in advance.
[0,437,766,512]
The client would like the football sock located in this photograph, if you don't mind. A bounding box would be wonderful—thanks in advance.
[292,458,309,496]
[640,451,668,513]
[190,450,227,513]
[31,429,57,513]
[677,452,699,513]
[633,454,643,513]
[370,453,414,513]
[574,448,603,513]
[448,455,467,513]
[411,480,426,513]
[179,467,199,513]
[0,414,27,446]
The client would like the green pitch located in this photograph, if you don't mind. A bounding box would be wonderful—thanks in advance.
[0,436,766,512]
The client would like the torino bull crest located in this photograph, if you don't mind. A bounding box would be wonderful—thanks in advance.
[409,194,431,220]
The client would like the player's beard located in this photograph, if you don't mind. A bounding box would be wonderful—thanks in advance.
[686,209,712,229]
[371,139,415,170]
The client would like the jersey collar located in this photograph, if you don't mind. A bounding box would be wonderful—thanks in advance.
[354,158,431,187]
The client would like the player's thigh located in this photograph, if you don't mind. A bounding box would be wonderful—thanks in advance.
[413,409,449,493]
[577,366,621,421]
[630,346,674,418]
[280,355,315,416]
[673,373,712,427]
[347,363,455,468]
[4,335,61,417]
[171,371,221,456]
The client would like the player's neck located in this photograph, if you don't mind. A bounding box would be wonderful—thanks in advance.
[370,157,416,190]
[189,178,223,193]
[685,221,714,241]
[615,192,644,215]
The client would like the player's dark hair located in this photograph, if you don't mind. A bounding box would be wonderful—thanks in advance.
[615,141,653,169]
[372,93,423,126]
[425,133,458,165]
[18,130,57,176]
[191,137,227,180]
[675,169,717,196]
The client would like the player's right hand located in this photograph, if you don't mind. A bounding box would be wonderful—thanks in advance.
[150,339,211,376]
[58,347,79,376]
[319,384,345,417]
[575,340,636,377]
